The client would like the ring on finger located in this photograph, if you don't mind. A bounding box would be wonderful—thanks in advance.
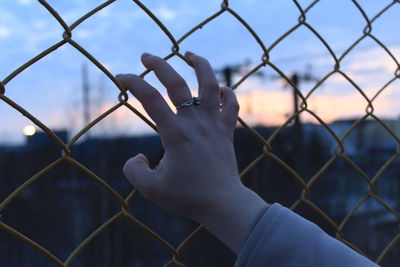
[176,97,200,110]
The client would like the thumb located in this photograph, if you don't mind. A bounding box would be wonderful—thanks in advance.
[123,154,154,193]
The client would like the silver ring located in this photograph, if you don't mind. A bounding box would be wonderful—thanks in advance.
[176,97,200,110]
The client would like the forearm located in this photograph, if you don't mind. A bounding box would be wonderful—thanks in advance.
[193,184,270,254]
[235,203,379,267]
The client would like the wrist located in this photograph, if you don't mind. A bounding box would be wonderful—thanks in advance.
[192,182,269,254]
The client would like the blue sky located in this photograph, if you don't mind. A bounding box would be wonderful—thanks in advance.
[1,0,399,144]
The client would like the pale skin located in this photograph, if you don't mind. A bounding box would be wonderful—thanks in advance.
[116,52,269,254]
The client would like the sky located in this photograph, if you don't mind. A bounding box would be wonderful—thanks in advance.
[0,0,399,145]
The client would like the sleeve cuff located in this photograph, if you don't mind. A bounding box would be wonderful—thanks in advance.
[235,203,379,267]
[235,202,283,266]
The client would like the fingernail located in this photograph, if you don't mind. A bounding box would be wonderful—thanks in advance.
[142,52,152,58]
[185,51,194,57]
[136,153,148,164]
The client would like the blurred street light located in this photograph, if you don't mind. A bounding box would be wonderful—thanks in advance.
[22,125,36,136]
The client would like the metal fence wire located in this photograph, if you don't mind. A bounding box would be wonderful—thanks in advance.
[1,0,400,266]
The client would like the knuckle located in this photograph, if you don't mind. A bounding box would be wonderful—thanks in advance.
[142,90,162,104]
[139,183,157,198]
[169,78,187,90]
[172,124,192,143]
[203,82,219,93]
[232,100,240,112]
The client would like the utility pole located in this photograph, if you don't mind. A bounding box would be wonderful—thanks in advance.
[279,66,319,139]
[216,64,247,87]
[278,67,319,162]
[216,62,318,139]
[290,73,300,129]
[82,63,90,137]
[216,61,262,115]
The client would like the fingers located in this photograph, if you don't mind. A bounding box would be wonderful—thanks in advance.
[123,154,155,198]
[116,74,175,129]
[220,87,239,129]
[185,52,220,111]
[141,53,192,108]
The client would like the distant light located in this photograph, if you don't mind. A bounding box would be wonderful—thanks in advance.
[23,125,36,136]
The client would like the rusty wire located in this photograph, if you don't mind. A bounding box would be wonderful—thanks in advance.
[1,0,399,266]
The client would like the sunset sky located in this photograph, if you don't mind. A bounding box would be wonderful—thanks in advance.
[1,0,399,144]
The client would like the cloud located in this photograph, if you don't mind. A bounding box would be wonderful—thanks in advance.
[346,46,398,74]
[0,6,61,56]
[1,0,399,145]
[0,26,11,37]
[17,0,33,6]
[33,20,47,30]
[155,6,177,21]
[75,29,92,39]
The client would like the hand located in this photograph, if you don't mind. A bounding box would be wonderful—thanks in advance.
[116,52,268,254]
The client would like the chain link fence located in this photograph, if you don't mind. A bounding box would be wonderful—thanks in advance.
[1,0,399,266]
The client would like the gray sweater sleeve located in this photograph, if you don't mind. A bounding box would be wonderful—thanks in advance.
[235,203,379,267]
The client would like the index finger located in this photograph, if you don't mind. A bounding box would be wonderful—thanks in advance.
[116,74,176,131]
[141,53,193,109]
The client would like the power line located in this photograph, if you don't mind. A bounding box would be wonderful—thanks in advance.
[270,40,400,64]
